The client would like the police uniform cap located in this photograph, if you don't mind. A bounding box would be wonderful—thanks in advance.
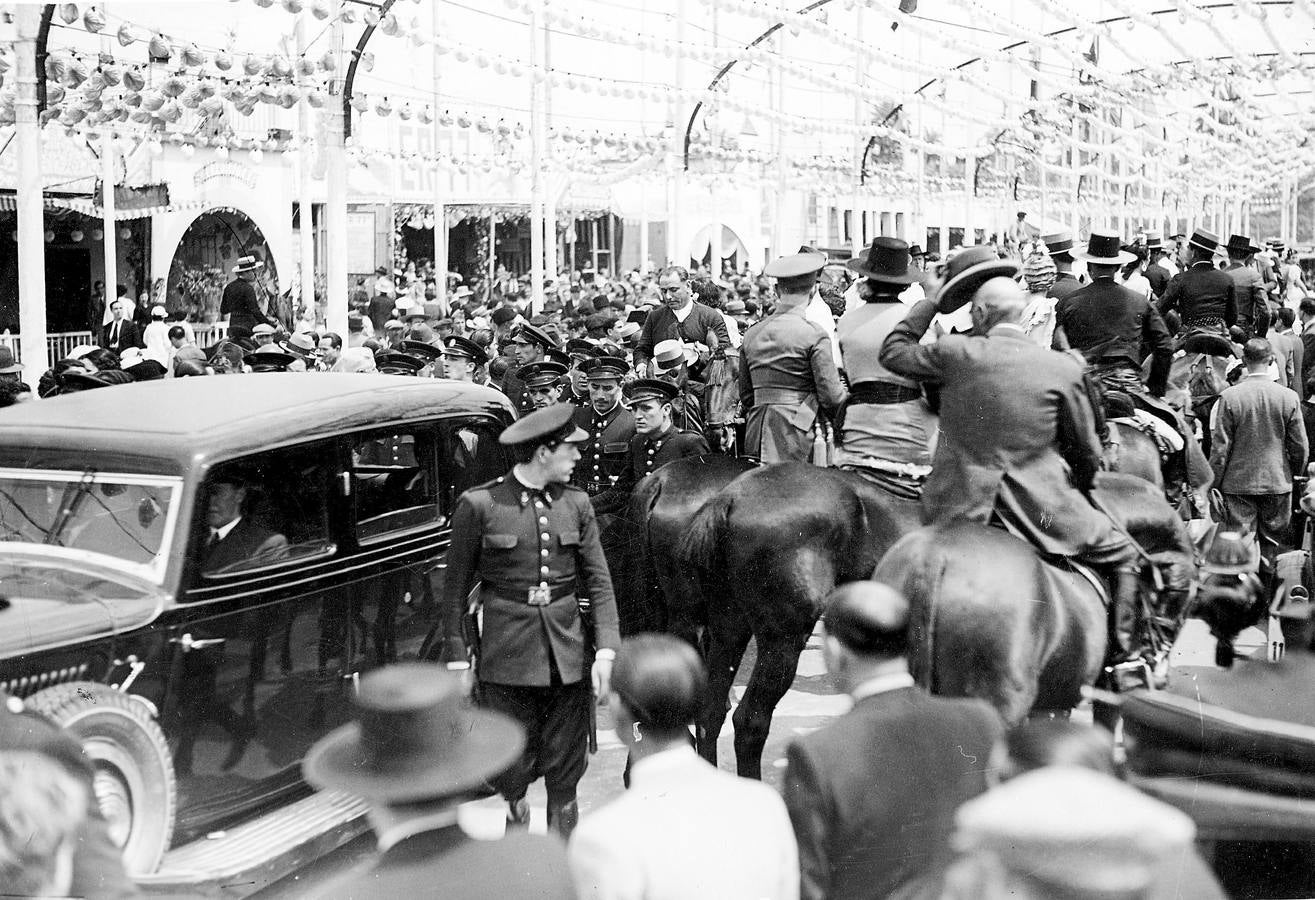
[565,338,597,362]
[519,360,568,389]
[508,322,559,349]
[582,355,630,382]
[763,250,828,279]
[398,339,444,362]
[543,347,572,369]
[499,402,589,447]
[374,351,425,375]
[442,335,488,366]
[625,378,679,405]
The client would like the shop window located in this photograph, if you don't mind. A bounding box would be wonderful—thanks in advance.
[352,428,441,541]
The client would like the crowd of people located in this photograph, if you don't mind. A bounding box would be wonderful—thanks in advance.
[1,216,1310,898]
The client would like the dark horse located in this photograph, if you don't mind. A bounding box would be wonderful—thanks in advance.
[873,472,1196,725]
[677,463,922,778]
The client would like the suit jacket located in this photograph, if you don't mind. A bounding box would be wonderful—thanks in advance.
[1054,277,1173,395]
[572,402,636,493]
[323,824,575,900]
[634,302,729,371]
[441,474,620,685]
[203,517,289,573]
[221,278,271,332]
[1210,374,1308,494]
[499,365,535,416]
[1283,331,1306,399]
[783,684,1002,900]
[881,300,1113,557]
[569,745,798,900]
[1146,260,1172,300]
[592,426,710,515]
[1046,271,1082,301]
[1301,324,1315,396]
[1159,261,1238,329]
[1224,262,1269,337]
[100,319,143,353]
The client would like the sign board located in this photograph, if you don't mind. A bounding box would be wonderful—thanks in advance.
[347,211,376,274]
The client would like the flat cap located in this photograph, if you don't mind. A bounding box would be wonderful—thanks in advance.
[499,402,588,447]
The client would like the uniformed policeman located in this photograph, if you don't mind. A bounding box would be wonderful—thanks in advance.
[374,350,426,376]
[441,335,489,383]
[440,404,620,839]
[398,339,445,378]
[592,379,710,516]
[520,360,568,409]
[501,322,559,414]
[571,356,636,496]
[562,339,597,407]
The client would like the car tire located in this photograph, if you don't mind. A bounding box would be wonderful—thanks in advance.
[28,682,176,875]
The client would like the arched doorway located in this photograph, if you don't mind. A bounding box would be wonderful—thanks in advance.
[165,208,279,325]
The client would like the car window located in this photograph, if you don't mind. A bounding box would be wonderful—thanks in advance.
[200,446,334,578]
[442,418,509,508]
[351,427,441,540]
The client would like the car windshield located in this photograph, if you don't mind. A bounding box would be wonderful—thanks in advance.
[0,468,182,582]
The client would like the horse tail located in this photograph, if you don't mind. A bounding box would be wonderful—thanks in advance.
[679,491,732,600]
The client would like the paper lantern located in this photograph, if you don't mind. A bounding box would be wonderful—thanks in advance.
[320,49,337,72]
[44,230,55,243]
[83,5,106,32]
[100,62,122,86]
[311,0,332,19]
[271,56,293,78]
[58,4,79,25]
[116,23,136,47]
[69,229,84,243]
[282,0,305,11]
[123,67,145,91]
[244,55,267,77]
[214,50,234,71]
[296,56,316,77]
[91,228,103,241]
[160,75,187,98]
[147,34,171,61]
[306,88,327,109]
[119,227,131,240]
[182,43,206,68]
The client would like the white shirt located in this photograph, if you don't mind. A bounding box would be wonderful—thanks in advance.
[849,670,916,703]
[142,321,172,364]
[671,300,694,324]
[103,294,134,326]
[213,516,242,542]
[569,745,799,900]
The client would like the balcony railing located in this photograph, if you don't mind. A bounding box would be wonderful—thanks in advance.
[0,324,231,365]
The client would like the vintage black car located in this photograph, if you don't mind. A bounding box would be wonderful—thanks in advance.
[0,374,515,893]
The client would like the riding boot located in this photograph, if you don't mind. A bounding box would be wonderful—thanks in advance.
[547,800,579,840]
[505,797,531,829]
[1111,566,1144,664]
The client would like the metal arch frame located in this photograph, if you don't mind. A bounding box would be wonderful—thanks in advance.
[341,0,398,140]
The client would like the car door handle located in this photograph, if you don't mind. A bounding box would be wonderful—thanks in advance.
[170,633,226,651]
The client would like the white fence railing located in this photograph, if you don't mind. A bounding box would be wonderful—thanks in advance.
[0,324,230,365]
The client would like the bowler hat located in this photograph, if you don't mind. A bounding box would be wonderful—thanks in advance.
[1188,228,1220,255]
[1042,230,1075,259]
[499,402,588,446]
[626,378,679,405]
[846,237,918,285]
[763,250,827,279]
[1073,230,1135,265]
[304,664,523,803]
[936,246,1022,314]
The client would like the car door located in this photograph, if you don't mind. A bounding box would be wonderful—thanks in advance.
[165,439,346,840]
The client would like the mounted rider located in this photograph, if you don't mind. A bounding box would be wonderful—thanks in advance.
[834,237,937,498]
[1157,228,1238,355]
[879,247,1147,667]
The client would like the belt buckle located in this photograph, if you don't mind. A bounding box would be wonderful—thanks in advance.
[527,586,551,606]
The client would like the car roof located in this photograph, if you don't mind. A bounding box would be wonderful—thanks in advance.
[0,375,514,473]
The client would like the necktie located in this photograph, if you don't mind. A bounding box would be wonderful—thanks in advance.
[207,528,219,548]
[111,322,120,345]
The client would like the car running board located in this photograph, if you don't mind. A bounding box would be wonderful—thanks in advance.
[135,789,370,897]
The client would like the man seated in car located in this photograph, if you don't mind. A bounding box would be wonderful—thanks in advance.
[204,470,289,573]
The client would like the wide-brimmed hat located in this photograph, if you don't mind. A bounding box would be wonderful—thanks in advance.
[1188,228,1220,255]
[452,285,475,300]
[1073,230,1136,265]
[908,244,925,259]
[245,345,299,371]
[846,237,918,285]
[936,246,1022,314]
[1042,230,1075,260]
[304,664,522,803]
[0,347,22,375]
[282,331,318,357]
[233,255,264,274]
[652,339,698,373]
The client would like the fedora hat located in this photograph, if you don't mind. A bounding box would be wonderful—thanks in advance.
[232,255,264,274]
[1073,230,1135,265]
[1188,228,1220,255]
[846,237,918,285]
[1042,230,1075,259]
[936,246,1022,314]
[304,664,522,803]
[0,346,23,375]
[652,338,698,373]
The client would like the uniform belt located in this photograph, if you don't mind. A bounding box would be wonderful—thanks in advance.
[485,582,576,602]
[848,381,922,405]
[754,387,813,405]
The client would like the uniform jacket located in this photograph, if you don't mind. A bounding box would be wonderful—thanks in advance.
[499,365,535,416]
[442,474,620,686]
[1054,277,1174,395]
[1224,262,1269,337]
[739,306,847,463]
[1210,374,1309,495]
[572,402,636,494]
[1046,271,1082,301]
[592,426,710,516]
[203,517,289,574]
[1146,260,1172,300]
[1158,262,1238,329]
[783,683,1001,900]
[569,745,799,900]
[100,319,143,353]
[633,302,729,371]
[323,824,575,900]
[880,300,1113,557]
[220,278,272,332]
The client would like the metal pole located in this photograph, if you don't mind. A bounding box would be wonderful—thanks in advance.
[773,31,787,259]
[672,0,687,266]
[850,7,864,260]
[100,130,118,321]
[529,4,545,316]
[324,3,349,337]
[15,5,47,384]
[296,15,316,324]
[542,12,556,288]
[487,210,496,300]
[430,0,447,310]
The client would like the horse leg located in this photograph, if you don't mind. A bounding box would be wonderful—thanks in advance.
[732,627,811,780]
[697,597,752,767]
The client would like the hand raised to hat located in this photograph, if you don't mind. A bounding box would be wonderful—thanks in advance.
[920,265,945,304]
